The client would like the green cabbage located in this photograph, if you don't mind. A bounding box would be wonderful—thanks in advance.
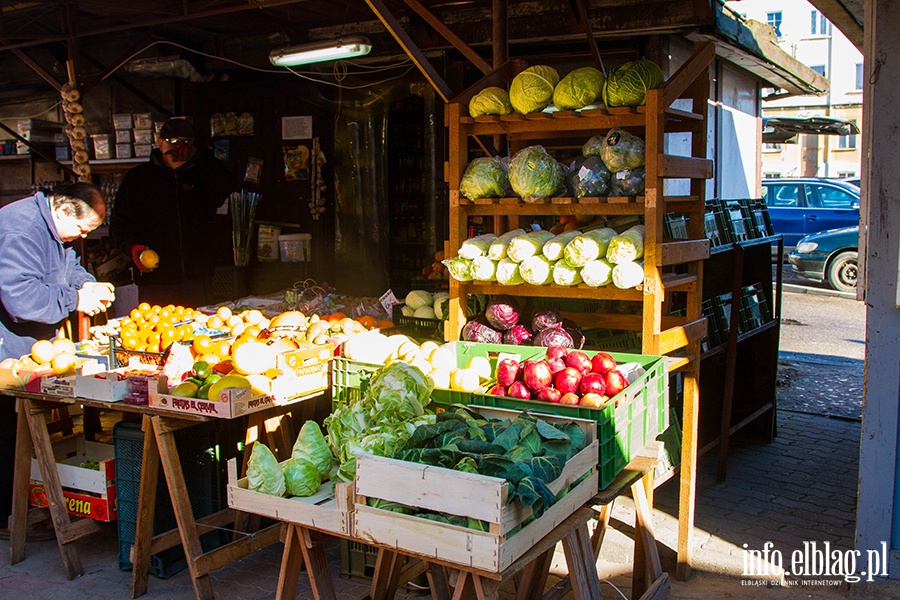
[567,156,611,197]
[606,224,645,264]
[405,290,432,310]
[581,258,614,287]
[543,230,582,261]
[488,228,526,260]
[510,66,560,114]
[610,167,646,196]
[282,457,322,497]
[552,261,582,286]
[443,256,475,281]
[583,128,645,172]
[291,420,334,478]
[459,157,510,200]
[612,261,644,289]
[469,86,513,117]
[552,67,605,110]
[562,228,617,267]
[519,255,555,285]
[508,146,563,202]
[247,443,285,496]
[601,57,664,108]
[496,258,524,285]
[507,230,555,263]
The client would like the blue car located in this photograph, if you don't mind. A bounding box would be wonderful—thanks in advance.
[762,178,860,252]
[788,226,859,292]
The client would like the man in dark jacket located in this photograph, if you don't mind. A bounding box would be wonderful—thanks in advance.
[0,182,114,540]
[110,118,234,308]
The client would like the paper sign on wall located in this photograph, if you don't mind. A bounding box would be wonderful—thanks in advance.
[282,116,313,140]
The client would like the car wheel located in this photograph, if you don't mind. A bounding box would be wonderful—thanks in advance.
[826,251,858,292]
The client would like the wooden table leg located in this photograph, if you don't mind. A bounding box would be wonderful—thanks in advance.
[515,548,553,600]
[131,414,160,599]
[632,475,663,599]
[561,524,602,600]
[9,398,33,565]
[297,526,337,600]
[275,524,305,600]
[25,399,83,580]
[152,416,215,600]
[370,548,404,600]
[424,562,451,600]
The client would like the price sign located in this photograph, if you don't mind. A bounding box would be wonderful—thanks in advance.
[379,289,400,315]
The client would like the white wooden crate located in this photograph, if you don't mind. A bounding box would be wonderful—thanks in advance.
[225,458,353,536]
[352,406,599,573]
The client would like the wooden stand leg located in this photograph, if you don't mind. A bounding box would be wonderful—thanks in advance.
[131,414,160,599]
[515,549,554,600]
[297,527,337,600]
[153,417,215,600]
[9,398,33,565]
[275,524,305,600]
[561,524,602,600]
[83,406,102,441]
[590,501,613,560]
[25,399,83,580]
[370,549,404,600]
[632,477,663,599]
[472,575,501,600]
[424,562,451,600]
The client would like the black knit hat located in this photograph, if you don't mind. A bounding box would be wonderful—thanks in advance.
[158,118,195,141]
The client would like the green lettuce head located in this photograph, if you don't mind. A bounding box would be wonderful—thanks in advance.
[469,87,513,117]
[508,145,563,202]
[282,457,322,497]
[247,442,285,497]
[601,57,664,108]
[291,420,334,478]
[552,67,605,110]
[459,157,510,200]
[509,65,560,114]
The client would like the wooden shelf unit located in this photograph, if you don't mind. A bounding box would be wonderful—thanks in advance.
[444,42,717,580]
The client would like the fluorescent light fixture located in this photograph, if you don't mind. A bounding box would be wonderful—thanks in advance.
[269,36,372,67]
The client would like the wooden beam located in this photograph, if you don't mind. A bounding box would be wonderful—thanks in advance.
[6,45,62,90]
[401,0,492,75]
[568,0,604,76]
[662,42,715,108]
[660,239,710,265]
[658,154,713,179]
[364,0,454,103]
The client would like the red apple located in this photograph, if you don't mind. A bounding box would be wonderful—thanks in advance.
[496,358,520,388]
[565,351,592,375]
[546,345,568,361]
[523,360,553,392]
[537,387,562,403]
[554,367,583,395]
[604,369,628,396]
[547,357,567,375]
[579,392,608,408]
[507,381,532,400]
[487,384,507,396]
[559,392,581,406]
[591,352,617,374]
[579,372,607,396]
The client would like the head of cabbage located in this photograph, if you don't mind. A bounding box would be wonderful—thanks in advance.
[469,87,513,118]
[509,65,559,114]
[459,157,510,200]
[247,442,285,497]
[583,128,645,172]
[282,457,322,497]
[508,145,563,202]
[601,57,664,108]
[567,156,611,198]
[552,67,605,111]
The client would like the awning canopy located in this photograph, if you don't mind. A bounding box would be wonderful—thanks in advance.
[762,116,860,144]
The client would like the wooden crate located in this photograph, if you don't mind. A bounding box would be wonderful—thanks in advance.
[352,406,599,573]
[225,458,354,536]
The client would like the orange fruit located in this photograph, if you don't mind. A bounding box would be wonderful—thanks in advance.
[376,320,394,329]
[31,340,55,365]
[160,328,179,347]
[216,306,233,321]
[244,325,261,339]
[130,308,142,321]
[207,316,224,330]
[357,315,376,329]
[138,302,151,313]
[192,335,214,356]
[212,339,232,360]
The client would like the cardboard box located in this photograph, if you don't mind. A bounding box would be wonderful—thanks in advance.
[0,367,47,392]
[133,128,153,144]
[115,128,133,143]
[133,113,153,129]
[92,134,113,160]
[112,114,133,130]
[76,369,130,402]
[29,435,117,522]
[115,143,133,158]
[277,344,332,392]
[133,143,152,157]
[40,360,106,397]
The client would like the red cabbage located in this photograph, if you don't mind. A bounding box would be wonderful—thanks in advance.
[462,319,502,344]
[562,318,585,350]
[484,295,521,331]
[502,324,533,345]
[533,323,574,348]
[531,308,562,332]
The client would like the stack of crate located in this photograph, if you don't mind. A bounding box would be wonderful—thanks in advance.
[113,114,133,159]
[133,113,154,158]
[15,118,61,156]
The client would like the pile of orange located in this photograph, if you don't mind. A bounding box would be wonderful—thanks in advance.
[319,312,393,331]
[118,302,201,354]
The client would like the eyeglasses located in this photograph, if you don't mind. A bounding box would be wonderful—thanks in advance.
[162,138,193,145]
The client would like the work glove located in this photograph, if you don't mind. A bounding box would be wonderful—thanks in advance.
[76,285,111,317]
[131,244,151,272]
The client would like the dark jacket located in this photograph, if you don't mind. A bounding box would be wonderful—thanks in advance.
[110,146,234,284]
[0,193,95,361]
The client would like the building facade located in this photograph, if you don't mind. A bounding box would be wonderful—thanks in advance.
[726,0,863,180]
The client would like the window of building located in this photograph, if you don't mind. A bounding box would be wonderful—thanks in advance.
[764,173,782,180]
[763,143,783,152]
[767,12,783,37]
[811,65,826,77]
[856,63,864,90]
[837,171,856,179]
[811,11,829,35]
[838,121,858,149]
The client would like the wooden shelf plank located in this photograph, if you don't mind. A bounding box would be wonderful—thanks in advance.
[458,112,646,137]
[699,319,779,361]
[658,317,708,355]
[660,273,698,291]
[459,281,643,301]
[658,155,714,180]
[660,239,710,266]
[665,107,704,122]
